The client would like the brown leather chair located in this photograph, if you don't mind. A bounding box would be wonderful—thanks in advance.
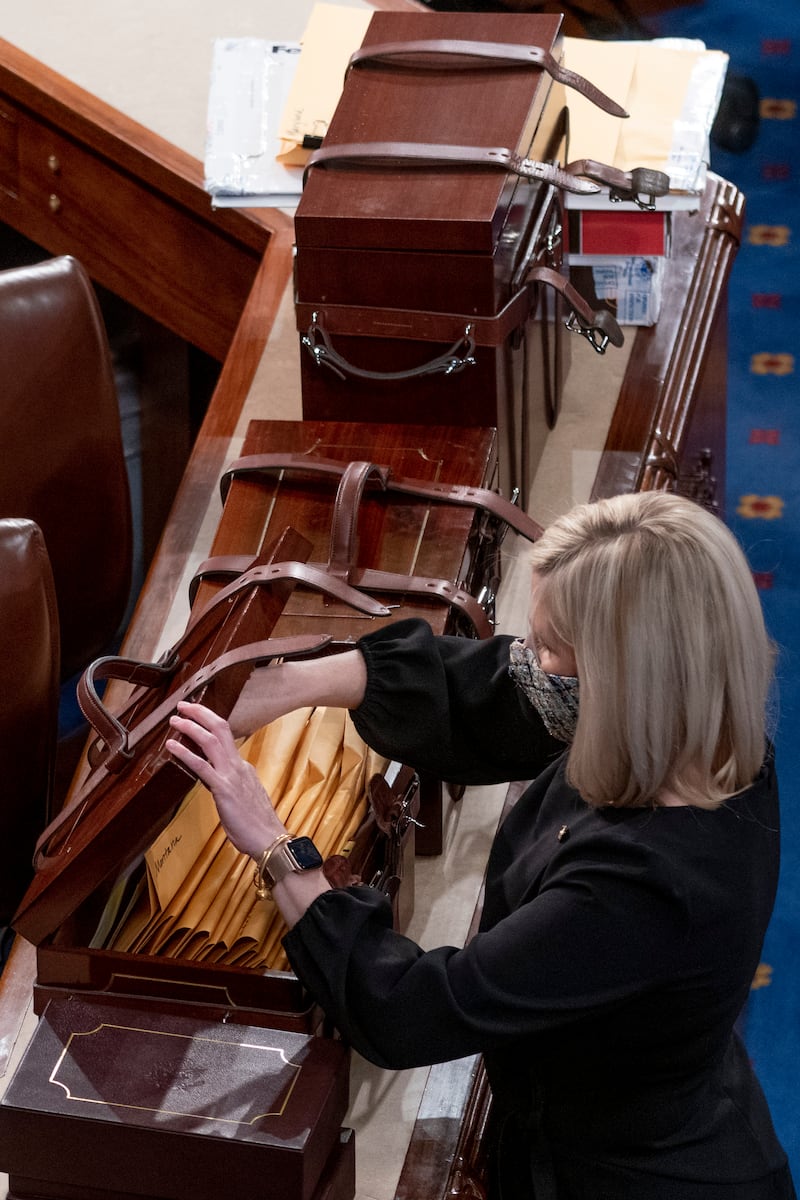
[0,519,60,959]
[0,255,133,683]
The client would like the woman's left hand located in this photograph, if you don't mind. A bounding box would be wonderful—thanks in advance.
[166,701,284,860]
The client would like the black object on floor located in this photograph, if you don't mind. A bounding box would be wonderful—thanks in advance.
[711,70,761,153]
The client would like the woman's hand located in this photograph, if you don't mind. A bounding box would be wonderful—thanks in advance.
[166,701,332,929]
[166,702,284,861]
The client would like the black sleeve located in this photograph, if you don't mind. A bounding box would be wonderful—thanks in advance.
[283,846,691,1072]
[350,618,564,785]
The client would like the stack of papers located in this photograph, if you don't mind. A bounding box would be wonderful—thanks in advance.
[204,39,304,209]
[563,36,728,210]
[204,4,371,209]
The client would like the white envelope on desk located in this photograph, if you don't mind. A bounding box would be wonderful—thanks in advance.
[204,38,304,208]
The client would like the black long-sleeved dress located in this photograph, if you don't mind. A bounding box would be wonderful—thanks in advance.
[283,619,795,1199]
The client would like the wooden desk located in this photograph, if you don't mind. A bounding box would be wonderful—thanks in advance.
[0,0,427,561]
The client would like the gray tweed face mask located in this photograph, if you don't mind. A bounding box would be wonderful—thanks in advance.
[508,639,580,743]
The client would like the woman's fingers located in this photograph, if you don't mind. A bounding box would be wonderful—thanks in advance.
[165,702,282,855]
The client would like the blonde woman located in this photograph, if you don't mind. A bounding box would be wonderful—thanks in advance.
[168,491,795,1200]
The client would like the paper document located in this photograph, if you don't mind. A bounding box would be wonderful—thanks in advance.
[277,3,372,166]
[204,38,304,208]
[563,37,728,210]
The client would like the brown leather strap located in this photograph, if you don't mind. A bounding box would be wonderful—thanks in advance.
[348,568,493,638]
[35,632,333,864]
[329,462,390,578]
[301,314,477,382]
[77,633,334,776]
[186,554,495,639]
[219,454,544,542]
[300,267,622,367]
[296,285,533,350]
[186,556,393,614]
[304,142,601,196]
[328,461,493,635]
[347,39,628,118]
[524,265,624,354]
[563,158,670,210]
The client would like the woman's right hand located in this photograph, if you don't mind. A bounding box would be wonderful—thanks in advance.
[166,701,285,859]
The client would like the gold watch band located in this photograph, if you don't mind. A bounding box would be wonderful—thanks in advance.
[253,832,291,900]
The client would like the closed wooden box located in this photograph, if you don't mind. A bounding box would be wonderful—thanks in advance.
[202,419,501,641]
[294,12,571,501]
[0,995,353,1200]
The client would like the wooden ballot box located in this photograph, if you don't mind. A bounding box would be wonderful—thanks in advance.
[0,995,355,1200]
[2,419,533,1200]
[5,706,409,1200]
[13,727,418,1039]
[10,504,420,1035]
[2,483,425,1200]
[197,419,539,853]
[294,11,574,502]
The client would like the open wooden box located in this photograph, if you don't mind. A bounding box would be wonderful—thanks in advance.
[198,419,533,855]
[11,502,420,1030]
[15,747,419,1032]
[4,418,528,1199]
[3,500,422,1200]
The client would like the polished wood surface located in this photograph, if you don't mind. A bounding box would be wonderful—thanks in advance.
[0,38,290,362]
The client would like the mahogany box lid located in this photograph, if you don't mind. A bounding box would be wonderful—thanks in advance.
[295,11,563,257]
[0,994,350,1200]
[205,419,498,641]
[11,524,312,948]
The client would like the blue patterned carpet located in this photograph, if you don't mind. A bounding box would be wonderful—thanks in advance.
[645,0,800,1176]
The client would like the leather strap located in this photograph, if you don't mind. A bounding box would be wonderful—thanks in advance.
[304,142,601,196]
[347,39,628,119]
[329,462,390,579]
[185,556,393,615]
[327,460,494,636]
[80,556,391,774]
[299,267,622,371]
[296,285,532,350]
[189,554,494,640]
[345,567,493,638]
[302,316,477,383]
[219,453,544,542]
[77,634,333,776]
[36,632,333,865]
[524,265,624,354]
[563,158,670,210]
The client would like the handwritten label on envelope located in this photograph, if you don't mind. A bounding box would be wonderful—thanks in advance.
[277,3,372,165]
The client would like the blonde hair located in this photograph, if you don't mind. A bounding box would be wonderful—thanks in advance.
[529,491,774,809]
